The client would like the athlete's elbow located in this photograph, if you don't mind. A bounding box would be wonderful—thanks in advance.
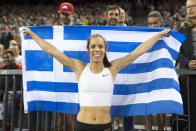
[45,48,58,56]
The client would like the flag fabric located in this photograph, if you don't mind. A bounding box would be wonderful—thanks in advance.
[19,26,185,117]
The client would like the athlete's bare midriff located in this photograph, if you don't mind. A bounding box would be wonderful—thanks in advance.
[77,106,111,124]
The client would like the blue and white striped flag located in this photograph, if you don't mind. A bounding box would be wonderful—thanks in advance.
[19,26,185,116]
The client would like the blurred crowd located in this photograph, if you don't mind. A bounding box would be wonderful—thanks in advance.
[0,0,187,70]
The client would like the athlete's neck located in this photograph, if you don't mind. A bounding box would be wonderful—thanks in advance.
[90,62,104,74]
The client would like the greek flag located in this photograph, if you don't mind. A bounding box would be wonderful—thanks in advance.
[19,26,185,116]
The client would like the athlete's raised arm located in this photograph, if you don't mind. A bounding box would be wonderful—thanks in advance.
[23,27,86,79]
[110,29,171,77]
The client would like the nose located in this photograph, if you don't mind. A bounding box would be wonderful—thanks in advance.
[61,15,65,19]
[94,46,100,51]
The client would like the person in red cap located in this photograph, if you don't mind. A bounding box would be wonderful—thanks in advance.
[59,2,74,25]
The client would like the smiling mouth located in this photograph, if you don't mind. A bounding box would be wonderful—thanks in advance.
[94,54,101,57]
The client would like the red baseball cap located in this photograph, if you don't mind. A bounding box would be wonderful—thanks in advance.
[59,2,74,13]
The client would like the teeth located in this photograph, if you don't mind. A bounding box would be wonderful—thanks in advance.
[94,54,100,56]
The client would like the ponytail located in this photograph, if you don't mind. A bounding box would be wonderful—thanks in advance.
[103,53,111,67]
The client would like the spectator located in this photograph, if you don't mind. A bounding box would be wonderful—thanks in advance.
[0,49,22,69]
[118,7,126,26]
[58,2,74,26]
[177,0,196,130]
[0,49,22,130]
[164,16,175,28]
[105,5,120,26]
[9,40,22,65]
[147,11,163,27]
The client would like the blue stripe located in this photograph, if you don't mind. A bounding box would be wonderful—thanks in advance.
[27,100,183,116]
[27,81,78,92]
[107,41,140,52]
[171,31,186,44]
[111,101,183,116]
[24,26,53,40]
[74,25,165,32]
[26,78,178,94]
[28,101,79,114]
[114,78,179,95]
[119,58,174,74]
[108,40,178,61]
[64,26,91,40]
[108,40,178,60]
[63,51,90,72]
[25,50,53,71]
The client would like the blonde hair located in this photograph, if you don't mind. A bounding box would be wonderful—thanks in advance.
[147,11,162,20]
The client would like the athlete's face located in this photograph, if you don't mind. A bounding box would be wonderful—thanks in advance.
[88,37,106,63]
[148,17,162,27]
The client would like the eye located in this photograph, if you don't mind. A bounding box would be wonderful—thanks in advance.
[109,13,114,16]
[90,45,95,48]
[98,44,104,48]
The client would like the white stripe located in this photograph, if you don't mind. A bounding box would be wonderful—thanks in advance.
[91,30,159,42]
[27,91,78,103]
[162,36,181,52]
[23,39,87,51]
[25,68,178,85]
[25,71,77,82]
[115,68,178,84]
[112,89,183,105]
[26,89,182,105]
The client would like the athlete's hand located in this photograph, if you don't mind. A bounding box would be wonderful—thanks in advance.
[158,29,172,37]
[22,27,34,38]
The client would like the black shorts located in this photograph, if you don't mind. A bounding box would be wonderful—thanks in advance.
[74,120,112,131]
